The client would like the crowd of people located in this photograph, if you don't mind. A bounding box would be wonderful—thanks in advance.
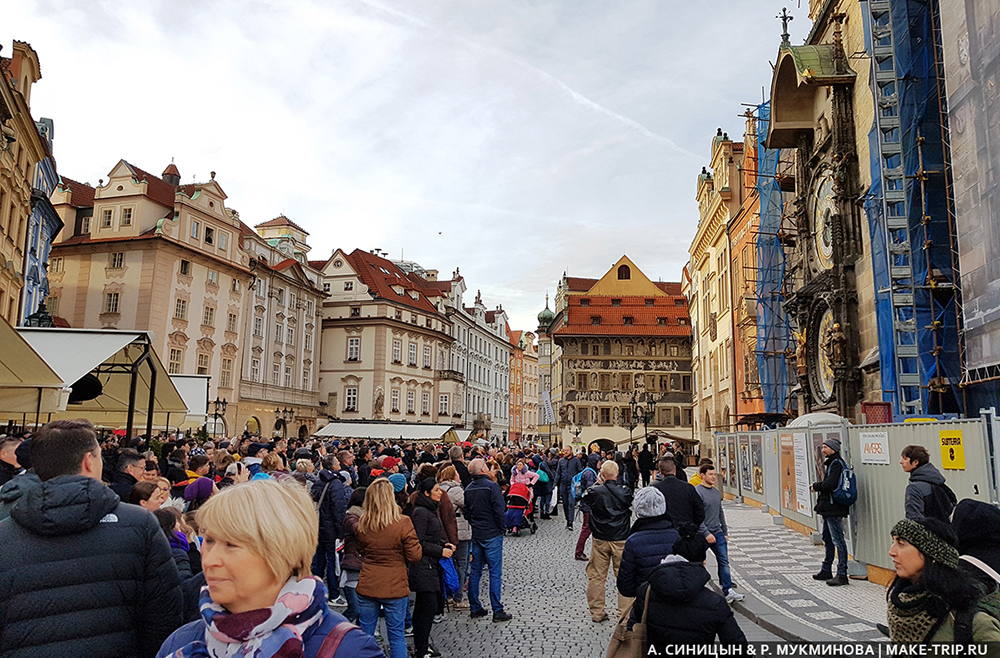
[1,424,1000,655]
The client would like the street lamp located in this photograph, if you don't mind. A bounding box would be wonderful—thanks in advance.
[274,407,293,438]
[24,301,54,327]
[626,391,640,443]
[211,397,228,439]
[630,392,656,444]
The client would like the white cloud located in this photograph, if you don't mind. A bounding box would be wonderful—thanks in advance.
[8,0,810,330]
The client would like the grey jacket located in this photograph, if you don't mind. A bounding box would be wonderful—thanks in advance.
[904,462,954,522]
[439,479,471,541]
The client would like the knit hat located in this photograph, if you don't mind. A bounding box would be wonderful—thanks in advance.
[418,477,436,494]
[388,472,407,493]
[891,518,960,569]
[183,476,214,503]
[951,499,1000,572]
[823,437,842,453]
[247,442,268,457]
[634,487,666,519]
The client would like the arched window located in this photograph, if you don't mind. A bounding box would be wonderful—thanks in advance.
[617,264,631,280]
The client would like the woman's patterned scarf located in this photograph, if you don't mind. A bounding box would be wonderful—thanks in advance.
[887,583,946,643]
[168,576,328,658]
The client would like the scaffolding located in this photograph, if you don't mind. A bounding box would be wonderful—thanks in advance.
[754,102,793,414]
[861,0,963,415]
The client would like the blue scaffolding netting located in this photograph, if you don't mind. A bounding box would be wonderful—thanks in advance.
[862,0,963,415]
[754,102,792,414]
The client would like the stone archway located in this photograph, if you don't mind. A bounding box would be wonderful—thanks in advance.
[588,438,616,453]
[298,424,309,440]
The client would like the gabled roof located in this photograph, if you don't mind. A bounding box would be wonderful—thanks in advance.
[553,294,691,337]
[56,176,95,207]
[307,259,327,270]
[255,214,309,235]
[121,161,177,208]
[345,249,441,315]
[565,276,680,295]
[509,329,523,347]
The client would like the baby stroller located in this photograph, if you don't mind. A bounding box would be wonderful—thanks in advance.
[504,482,537,536]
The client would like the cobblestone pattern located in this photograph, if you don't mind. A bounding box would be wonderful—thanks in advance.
[720,502,887,641]
[413,509,778,657]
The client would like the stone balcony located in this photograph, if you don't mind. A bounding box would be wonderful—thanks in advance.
[239,380,320,408]
[437,369,465,383]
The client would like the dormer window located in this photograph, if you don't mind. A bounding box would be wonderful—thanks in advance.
[591,316,602,325]
[623,316,634,325]
[580,299,590,306]
[611,299,621,306]
[391,285,404,295]
[617,264,631,280]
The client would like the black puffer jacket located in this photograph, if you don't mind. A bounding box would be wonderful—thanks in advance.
[0,475,183,657]
[581,479,632,541]
[312,469,351,547]
[812,454,849,518]
[408,493,444,593]
[631,557,747,649]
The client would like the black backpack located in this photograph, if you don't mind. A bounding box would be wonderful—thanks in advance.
[923,482,957,522]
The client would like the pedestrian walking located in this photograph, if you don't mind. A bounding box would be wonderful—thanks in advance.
[652,454,705,528]
[437,465,472,609]
[556,446,582,530]
[899,445,957,522]
[156,479,382,658]
[638,444,653,488]
[696,464,744,603]
[629,529,748,651]
[581,460,633,622]
[886,517,1000,644]
[0,419,183,657]
[464,458,512,622]
[355,478,422,658]
[533,452,556,519]
[811,437,850,586]
[574,458,599,560]
[407,478,454,658]
[617,487,678,599]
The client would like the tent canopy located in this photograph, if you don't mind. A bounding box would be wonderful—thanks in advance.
[17,328,187,424]
[0,320,66,415]
[168,374,210,429]
[314,421,458,442]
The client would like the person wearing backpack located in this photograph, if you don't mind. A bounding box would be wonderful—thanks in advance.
[811,438,850,586]
[573,462,599,561]
[556,447,583,530]
[899,445,957,523]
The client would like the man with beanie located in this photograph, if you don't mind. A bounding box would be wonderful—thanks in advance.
[243,442,269,477]
[811,437,850,586]
[581,460,632,623]
[697,464,744,603]
[899,444,956,522]
[617,487,679,598]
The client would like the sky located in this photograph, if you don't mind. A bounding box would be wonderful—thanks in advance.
[8,0,810,331]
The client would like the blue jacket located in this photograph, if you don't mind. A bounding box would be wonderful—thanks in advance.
[464,474,505,541]
[313,470,351,546]
[156,605,384,657]
[617,516,680,598]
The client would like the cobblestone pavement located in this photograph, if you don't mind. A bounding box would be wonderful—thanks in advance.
[418,508,779,658]
[720,502,887,641]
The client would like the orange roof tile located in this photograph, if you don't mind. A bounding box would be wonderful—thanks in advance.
[255,214,309,235]
[122,161,177,208]
[57,176,95,207]
[346,249,441,315]
[553,294,691,337]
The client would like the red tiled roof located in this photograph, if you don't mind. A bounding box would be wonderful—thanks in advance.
[162,163,180,177]
[273,258,297,271]
[307,259,327,270]
[57,176,95,207]
[565,276,681,295]
[553,295,691,337]
[346,249,440,315]
[485,310,498,323]
[509,329,523,346]
[255,214,309,235]
[123,161,177,208]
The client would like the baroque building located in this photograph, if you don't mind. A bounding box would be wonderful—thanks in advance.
[49,161,252,434]
[0,41,48,324]
[508,328,524,443]
[521,330,540,442]
[538,256,694,450]
[20,117,62,323]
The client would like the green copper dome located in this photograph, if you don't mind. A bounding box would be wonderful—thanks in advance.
[537,294,555,326]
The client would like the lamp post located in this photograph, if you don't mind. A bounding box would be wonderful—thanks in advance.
[626,391,640,444]
[274,407,293,439]
[630,392,656,445]
[211,397,227,440]
[24,301,54,327]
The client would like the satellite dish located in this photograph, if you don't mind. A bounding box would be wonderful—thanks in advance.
[68,374,103,404]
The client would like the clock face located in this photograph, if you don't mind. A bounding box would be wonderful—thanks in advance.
[810,172,836,270]
[813,307,836,403]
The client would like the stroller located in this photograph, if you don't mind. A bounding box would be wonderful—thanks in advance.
[504,482,538,536]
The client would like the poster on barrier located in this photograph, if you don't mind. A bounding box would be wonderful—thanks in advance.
[793,431,813,517]
[779,431,795,511]
[739,434,752,491]
[860,431,891,465]
[728,436,739,488]
[751,435,764,495]
[717,438,728,489]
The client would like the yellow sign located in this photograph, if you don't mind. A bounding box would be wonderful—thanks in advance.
[939,430,966,470]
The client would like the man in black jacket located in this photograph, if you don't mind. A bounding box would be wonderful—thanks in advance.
[638,444,654,487]
[109,448,144,500]
[0,419,182,657]
[464,458,512,622]
[811,438,850,586]
[555,446,583,530]
[652,455,705,529]
[581,460,633,623]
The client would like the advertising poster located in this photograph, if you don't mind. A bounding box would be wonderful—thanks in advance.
[860,431,891,465]
[939,430,966,470]
[739,434,752,491]
[751,435,764,495]
[779,432,796,512]
[812,432,829,482]
[728,436,739,488]
[717,438,728,489]
[793,432,813,517]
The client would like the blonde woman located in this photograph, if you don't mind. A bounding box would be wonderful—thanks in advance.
[156,479,382,657]
[355,478,422,658]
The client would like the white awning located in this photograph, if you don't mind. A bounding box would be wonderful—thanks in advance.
[169,374,211,429]
[0,320,68,415]
[314,421,459,442]
[17,328,187,424]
